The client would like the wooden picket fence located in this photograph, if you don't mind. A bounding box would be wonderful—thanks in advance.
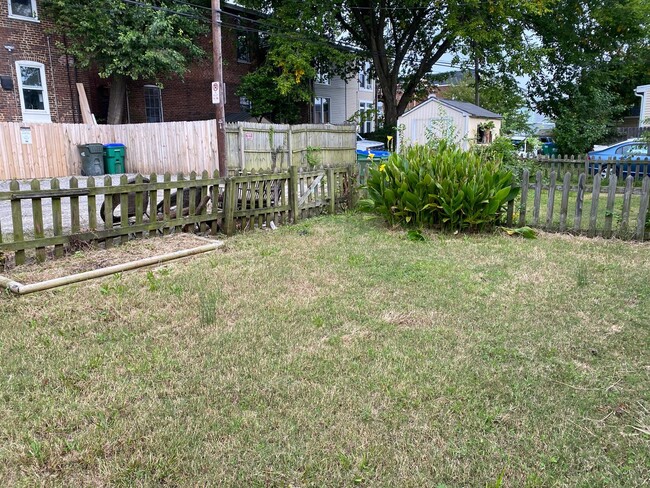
[516,169,650,240]
[520,154,650,182]
[0,165,353,269]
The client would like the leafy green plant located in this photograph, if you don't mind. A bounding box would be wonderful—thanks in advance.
[406,229,426,241]
[304,146,321,167]
[360,142,519,231]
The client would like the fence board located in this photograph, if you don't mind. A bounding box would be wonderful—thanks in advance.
[588,175,601,237]
[573,173,586,232]
[636,177,650,241]
[559,172,571,232]
[545,171,556,230]
[603,174,618,238]
[620,176,634,237]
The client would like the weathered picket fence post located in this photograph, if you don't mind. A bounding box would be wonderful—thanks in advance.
[289,164,300,223]
[223,176,236,236]
[327,166,336,215]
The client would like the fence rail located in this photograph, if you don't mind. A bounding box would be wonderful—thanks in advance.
[0,165,353,269]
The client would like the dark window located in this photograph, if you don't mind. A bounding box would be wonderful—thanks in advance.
[240,96,252,112]
[237,33,251,63]
[10,0,37,19]
[144,86,163,123]
[313,97,330,124]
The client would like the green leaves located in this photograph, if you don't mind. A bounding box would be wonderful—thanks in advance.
[363,143,519,232]
[41,0,207,80]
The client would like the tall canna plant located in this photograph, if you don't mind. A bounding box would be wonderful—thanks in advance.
[359,142,519,231]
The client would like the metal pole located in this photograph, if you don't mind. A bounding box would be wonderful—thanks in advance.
[212,0,227,177]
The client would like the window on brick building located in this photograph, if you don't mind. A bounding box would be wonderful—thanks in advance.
[8,0,38,20]
[237,32,251,63]
[144,85,163,123]
[240,96,252,112]
[15,61,50,123]
[313,97,330,124]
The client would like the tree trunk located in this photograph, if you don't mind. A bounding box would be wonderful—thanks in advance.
[107,74,127,125]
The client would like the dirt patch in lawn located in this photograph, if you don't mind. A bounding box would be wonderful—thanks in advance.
[1,233,220,285]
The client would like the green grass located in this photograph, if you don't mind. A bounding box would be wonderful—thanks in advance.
[1,214,649,486]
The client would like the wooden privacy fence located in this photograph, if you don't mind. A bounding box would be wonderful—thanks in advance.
[515,168,650,240]
[0,121,356,180]
[225,122,356,172]
[0,121,219,179]
[0,165,353,269]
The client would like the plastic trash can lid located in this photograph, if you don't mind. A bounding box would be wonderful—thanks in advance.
[104,143,125,148]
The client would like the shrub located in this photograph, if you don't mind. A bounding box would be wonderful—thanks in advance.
[473,136,538,183]
[360,142,519,231]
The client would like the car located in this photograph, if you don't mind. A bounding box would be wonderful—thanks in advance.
[356,133,385,152]
[587,139,650,178]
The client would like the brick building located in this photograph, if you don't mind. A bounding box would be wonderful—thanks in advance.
[101,3,263,124]
[1,1,261,125]
[0,0,91,123]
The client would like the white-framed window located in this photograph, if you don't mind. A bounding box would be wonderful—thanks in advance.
[359,101,374,133]
[15,61,50,123]
[144,85,163,123]
[8,0,38,21]
[240,96,252,112]
[359,61,372,91]
[237,32,251,63]
[315,70,330,85]
[313,97,330,124]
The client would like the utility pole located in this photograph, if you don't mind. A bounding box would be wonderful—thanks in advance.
[212,0,227,177]
[473,41,480,106]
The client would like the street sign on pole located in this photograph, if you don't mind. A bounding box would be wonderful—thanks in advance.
[212,81,220,104]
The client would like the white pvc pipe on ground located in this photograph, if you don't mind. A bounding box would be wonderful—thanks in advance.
[0,241,223,295]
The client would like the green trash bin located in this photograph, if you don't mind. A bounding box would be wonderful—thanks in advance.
[78,143,105,176]
[103,143,126,174]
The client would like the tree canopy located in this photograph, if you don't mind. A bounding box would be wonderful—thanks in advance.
[527,0,650,153]
[242,0,550,127]
[42,0,208,123]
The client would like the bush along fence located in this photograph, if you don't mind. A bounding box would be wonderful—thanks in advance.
[0,165,353,269]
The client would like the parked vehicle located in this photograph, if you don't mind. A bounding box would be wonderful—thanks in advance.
[357,133,385,152]
[587,139,650,178]
[537,136,558,156]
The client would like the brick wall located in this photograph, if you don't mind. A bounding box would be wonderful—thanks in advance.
[124,26,260,124]
[0,1,91,123]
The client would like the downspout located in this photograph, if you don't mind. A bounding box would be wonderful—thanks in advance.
[635,89,645,128]
[63,34,77,123]
[464,113,470,150]
[46,36,60,122]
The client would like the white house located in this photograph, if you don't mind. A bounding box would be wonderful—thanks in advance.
[313,61,377,132]
[397,96,502,150]
[635,85,650,127]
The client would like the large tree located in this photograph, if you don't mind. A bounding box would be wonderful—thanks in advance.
[243,0,549,127]
[527,0,650,153]
[42,0,208,124]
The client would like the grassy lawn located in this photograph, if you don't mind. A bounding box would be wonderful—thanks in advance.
[0,214,648,486]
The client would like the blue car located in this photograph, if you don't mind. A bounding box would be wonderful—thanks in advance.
[587,140,650,178]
